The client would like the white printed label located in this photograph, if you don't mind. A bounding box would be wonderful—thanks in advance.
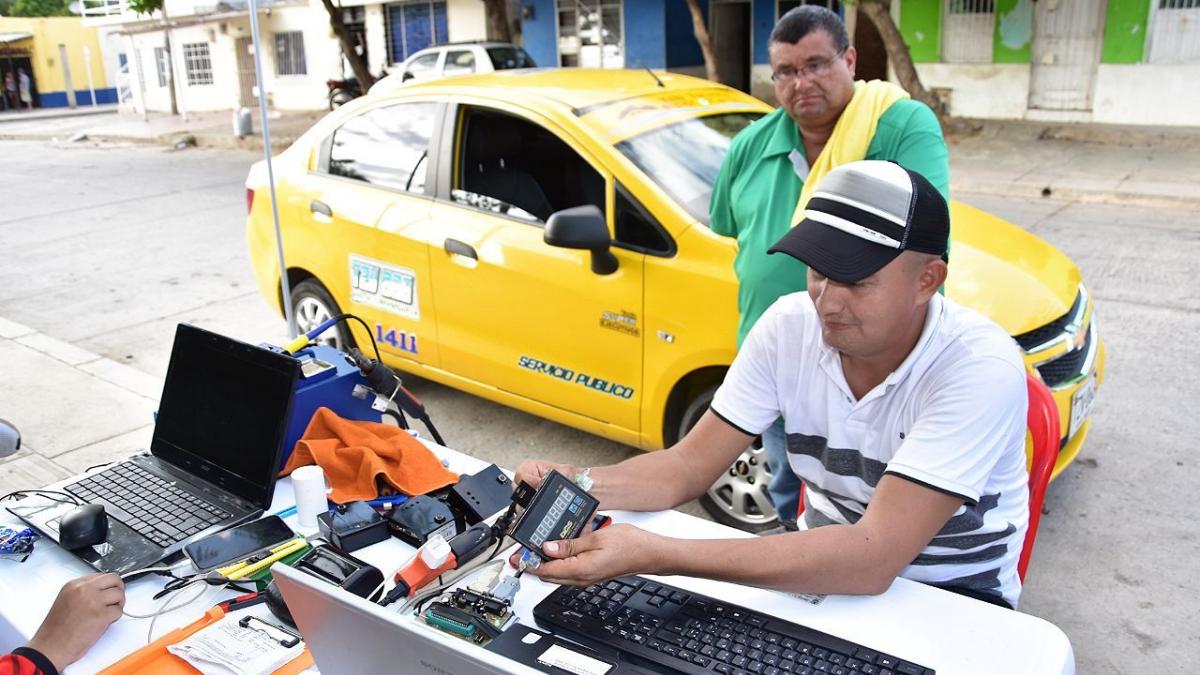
[349,254,420,321]
[537,645,613,675]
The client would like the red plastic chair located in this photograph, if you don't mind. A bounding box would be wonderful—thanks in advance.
[1020,373,1061,581]
[794,373,1061,582]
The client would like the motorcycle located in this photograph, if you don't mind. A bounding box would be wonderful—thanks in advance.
[326,77,361,110]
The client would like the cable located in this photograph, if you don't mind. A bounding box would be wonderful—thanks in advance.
[332,313,381,364]
[419,415,445,447]
[0,490,82,506]
[145,579,213,644]
[119,563,185,581]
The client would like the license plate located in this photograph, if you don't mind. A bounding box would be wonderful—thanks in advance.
[1068,370,1099,439]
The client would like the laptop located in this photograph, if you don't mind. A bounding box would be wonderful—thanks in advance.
[271,564,652,675]
[8,323,299,575]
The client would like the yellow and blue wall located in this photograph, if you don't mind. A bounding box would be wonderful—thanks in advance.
[0,17,115,107]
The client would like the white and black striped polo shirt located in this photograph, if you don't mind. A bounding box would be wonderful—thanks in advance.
[711,292,1029,608]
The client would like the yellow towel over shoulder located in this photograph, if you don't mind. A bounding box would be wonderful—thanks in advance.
[791,80,909,225]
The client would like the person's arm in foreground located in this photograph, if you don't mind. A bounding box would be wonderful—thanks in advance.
[522,431,962,596]
[6,573,126,675]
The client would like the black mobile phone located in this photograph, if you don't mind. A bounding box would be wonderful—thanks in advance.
[184,516,296,572]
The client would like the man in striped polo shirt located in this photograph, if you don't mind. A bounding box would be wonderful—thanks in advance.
[516,161,1029,609]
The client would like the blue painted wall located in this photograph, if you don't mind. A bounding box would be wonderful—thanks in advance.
[37,88,117,108]
[752,0,775,65]
[520,0,558,68]
[665,0,705,68]
[625,0,666,68]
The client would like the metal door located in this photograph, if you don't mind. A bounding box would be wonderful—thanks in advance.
[235,37,255,107]
[1029,0,1107,111]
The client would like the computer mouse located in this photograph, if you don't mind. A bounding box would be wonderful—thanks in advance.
[58,503,109,550]
[264,579,296,627]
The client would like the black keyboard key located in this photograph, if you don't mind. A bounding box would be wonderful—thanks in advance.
[896,663,924,675]
[855,649,878,664]
[876,656,898,669]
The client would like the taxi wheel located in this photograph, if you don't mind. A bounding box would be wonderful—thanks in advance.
[681,387,779,533]
[289,279,356,351]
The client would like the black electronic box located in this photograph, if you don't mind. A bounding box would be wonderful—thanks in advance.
[509,470,599,561]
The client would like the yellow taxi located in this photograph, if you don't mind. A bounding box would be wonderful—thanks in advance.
[246,69,1105,530]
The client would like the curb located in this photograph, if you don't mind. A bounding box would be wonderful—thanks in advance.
[0,107,119,125]
[0,130,297,152]
[952,180,1200,210]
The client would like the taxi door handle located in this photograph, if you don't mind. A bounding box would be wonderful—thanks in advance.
[444,238,477,260]
[309,200,332,220]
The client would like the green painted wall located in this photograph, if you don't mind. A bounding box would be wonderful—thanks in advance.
[900,0,942,63]
[993,0,1032,63]
[1102,0,1149,63]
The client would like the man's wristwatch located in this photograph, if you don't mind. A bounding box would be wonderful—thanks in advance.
[573,468,594,492]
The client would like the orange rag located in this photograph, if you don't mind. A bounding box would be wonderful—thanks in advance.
[281,407,458,503]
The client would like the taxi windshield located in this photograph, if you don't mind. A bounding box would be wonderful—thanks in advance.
[615,112,762,226]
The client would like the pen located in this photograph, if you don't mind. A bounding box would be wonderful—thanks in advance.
[221,538,308,580]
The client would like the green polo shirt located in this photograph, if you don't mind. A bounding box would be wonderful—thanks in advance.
[710,100,949,346]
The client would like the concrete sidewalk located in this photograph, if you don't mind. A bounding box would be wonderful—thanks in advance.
[0,316,161,494]
[0,107,324,152]
[2,105,1197,208]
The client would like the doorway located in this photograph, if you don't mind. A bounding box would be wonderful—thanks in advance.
[852,6,888,81]
[1029,0,1107,111]
[712,0,751,92]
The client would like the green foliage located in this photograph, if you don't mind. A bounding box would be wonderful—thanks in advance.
[126,0,161,15]
[8,0,71,17]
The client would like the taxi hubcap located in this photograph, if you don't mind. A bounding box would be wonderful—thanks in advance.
[707,444,777,526]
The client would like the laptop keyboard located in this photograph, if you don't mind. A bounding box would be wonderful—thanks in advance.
[535,575,935,675]
[65,462,231,548]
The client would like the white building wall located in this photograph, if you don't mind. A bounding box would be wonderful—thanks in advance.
[913,63,1031,120]
[446,0,487,42]
[266,4,338,110]
[365,3,388,73]
[1092,64,1200,126]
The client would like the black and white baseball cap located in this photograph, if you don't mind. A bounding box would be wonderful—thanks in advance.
[768,160,949,283]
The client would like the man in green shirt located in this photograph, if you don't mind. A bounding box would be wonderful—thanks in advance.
[709,6,949,529]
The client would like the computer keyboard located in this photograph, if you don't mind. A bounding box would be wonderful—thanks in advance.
[534,575,934,675]
[65,462,230,547]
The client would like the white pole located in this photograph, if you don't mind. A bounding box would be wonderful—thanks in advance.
[83,45,97,107]
[248,0,297,338]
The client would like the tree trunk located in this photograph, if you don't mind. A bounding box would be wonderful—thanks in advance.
[858,0,946,123]
[685,0,719,82]
[482,0,512,42]
[161,5,178,115]
[321,0,374,90]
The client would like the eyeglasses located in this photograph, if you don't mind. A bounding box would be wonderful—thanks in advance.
[770,49,847,85]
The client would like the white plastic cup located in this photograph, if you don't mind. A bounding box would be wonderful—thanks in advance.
[292,465,329,531]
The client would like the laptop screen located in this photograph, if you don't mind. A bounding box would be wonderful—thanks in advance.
[151,324,298,508]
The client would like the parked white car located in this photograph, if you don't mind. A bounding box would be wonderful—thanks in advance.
[371,42,537,93]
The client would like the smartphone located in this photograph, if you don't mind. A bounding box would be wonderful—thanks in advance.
[184,516,296,572]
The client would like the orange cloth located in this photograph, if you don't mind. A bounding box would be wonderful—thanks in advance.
[281,407,458,503]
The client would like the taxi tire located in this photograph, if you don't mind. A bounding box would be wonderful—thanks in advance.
[681,387,780,533]
[290,279,356,351]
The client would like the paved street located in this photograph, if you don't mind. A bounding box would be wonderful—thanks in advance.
[1,139,1197,672]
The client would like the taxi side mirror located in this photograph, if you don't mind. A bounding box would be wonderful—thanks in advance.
[544,205,618,275]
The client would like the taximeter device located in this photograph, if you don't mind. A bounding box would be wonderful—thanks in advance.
[509,470,599,562]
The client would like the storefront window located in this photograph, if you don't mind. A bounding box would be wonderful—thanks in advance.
[556,0,622,68]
